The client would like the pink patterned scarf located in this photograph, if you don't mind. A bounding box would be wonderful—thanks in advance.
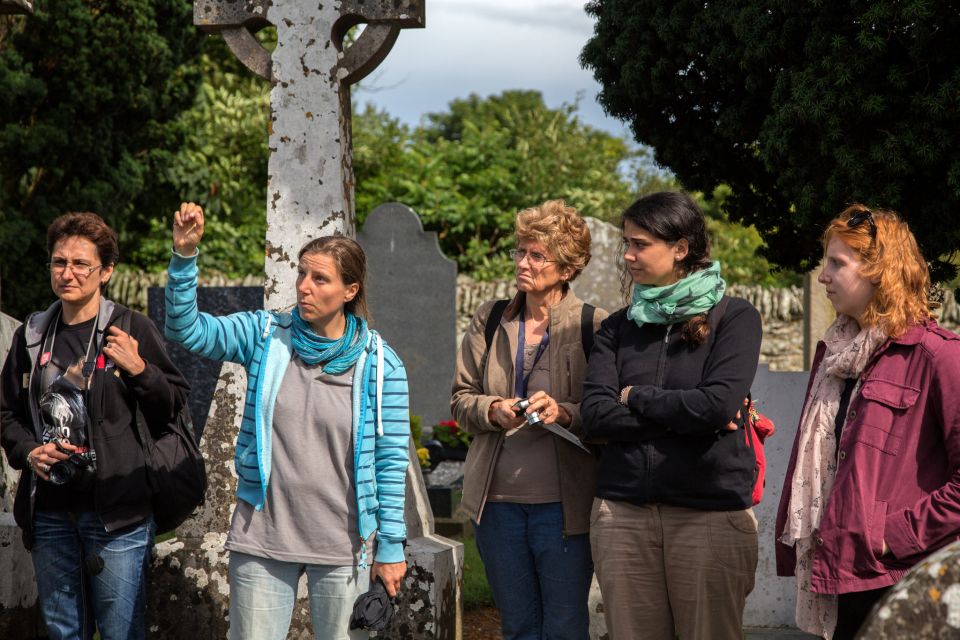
[780,315,887,638]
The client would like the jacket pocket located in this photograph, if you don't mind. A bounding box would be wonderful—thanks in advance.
[851,379,919,455]
[870,499,888,559]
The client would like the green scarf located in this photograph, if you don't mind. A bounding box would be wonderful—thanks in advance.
[627,261,726,326]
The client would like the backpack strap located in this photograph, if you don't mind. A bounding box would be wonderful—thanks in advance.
[483,299,510,352]
[580,303,596,360]
[485,299,598,360]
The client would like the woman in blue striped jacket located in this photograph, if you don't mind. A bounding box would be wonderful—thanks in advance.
[166,202,410,640]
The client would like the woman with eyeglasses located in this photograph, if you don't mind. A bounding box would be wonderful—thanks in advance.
[580,191,763,640]
[1,212,189,640]
[775,205,960,640]
[451,200,607,640]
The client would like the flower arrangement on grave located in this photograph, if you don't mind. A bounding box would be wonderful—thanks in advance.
[410,414,431,470]
[431,419,472,449]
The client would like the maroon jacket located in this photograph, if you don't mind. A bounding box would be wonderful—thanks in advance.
[775,320,960,594]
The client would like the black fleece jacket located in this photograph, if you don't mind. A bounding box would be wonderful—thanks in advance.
[581,296,762,510]
[1,300,189,548]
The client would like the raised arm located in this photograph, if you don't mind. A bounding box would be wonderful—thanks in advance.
[165,202,266,365]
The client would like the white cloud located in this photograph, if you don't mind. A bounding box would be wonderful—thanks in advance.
[353,0,628,136]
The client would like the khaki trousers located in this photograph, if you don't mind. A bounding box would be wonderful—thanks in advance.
[590,499,758,640]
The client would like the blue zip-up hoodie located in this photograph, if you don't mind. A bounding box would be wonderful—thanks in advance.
[165,251,409,564]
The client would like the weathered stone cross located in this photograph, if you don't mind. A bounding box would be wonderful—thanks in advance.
[194,0,424,309]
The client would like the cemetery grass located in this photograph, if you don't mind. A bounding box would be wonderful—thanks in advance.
[459,534,503,639]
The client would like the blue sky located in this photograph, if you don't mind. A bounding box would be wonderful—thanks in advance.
[352,0,633,138]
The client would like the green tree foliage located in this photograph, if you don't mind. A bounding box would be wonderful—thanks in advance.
[0,0,202,318]
[354,90,639,279]
[130,40,270,277]
[581,0,960,281]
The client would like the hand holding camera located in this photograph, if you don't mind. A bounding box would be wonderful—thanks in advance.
[513,391,567,427]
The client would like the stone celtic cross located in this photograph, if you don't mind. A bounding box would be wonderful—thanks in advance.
[194,0,424,309]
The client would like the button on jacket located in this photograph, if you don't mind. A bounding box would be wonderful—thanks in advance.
[775,320,960,594]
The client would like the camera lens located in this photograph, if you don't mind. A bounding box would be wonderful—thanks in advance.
[47,461,74,485]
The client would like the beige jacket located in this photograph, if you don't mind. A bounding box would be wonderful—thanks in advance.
[451,289,608,535]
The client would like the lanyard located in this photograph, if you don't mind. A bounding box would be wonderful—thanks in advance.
[514,311,549,398]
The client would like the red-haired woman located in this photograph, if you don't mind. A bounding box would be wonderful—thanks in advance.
[775,205,960,639]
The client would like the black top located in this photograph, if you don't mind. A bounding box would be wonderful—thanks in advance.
[834,378,856,459]
[581,297,763,510]
[1,303,189,547]
[35,315,98,512]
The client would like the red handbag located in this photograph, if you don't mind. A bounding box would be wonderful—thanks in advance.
[741,396,775,505]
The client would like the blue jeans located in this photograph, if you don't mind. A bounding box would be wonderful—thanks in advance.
[32,510,155,640]
[228,551,371,640]
[473,502,593,640]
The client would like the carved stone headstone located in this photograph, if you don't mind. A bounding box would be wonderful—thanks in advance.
[358,202,463,637]
[358,202,457,426]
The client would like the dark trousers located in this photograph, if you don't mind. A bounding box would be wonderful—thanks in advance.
[834,586,891,640]
[473,501,593,640]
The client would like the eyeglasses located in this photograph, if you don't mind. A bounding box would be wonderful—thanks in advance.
[846,209,877,239]
[49,259,103,279]
[508,249,557,267]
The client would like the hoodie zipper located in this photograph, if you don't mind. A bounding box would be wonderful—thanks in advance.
[655,324,673,388]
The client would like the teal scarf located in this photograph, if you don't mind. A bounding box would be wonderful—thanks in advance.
[291,308,368,374]
[627,261,726,326]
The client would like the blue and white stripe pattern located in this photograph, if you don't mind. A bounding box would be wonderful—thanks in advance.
[165,251,409,564]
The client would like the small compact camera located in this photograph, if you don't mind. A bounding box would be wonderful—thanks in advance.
[513,398,543,427]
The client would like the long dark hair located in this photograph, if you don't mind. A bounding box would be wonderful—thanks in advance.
[621,191,714,345]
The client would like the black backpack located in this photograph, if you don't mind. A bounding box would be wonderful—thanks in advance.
[483,299,597,359]
[119,312,207,535]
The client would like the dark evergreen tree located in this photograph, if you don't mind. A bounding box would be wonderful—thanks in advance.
[581,1,960,280]
[0,0,202,318]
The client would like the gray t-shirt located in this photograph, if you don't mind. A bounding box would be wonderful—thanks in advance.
[227,357,372,565]
[487,342,561,503]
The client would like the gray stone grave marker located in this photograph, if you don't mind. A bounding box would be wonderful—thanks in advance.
[358,202,457,427]
[358,202,463,637]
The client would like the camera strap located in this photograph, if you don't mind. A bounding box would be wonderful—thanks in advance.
[39,308,101,391]
[514,311,550,398]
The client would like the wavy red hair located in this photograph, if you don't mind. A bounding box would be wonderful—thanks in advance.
[823,204,933,338]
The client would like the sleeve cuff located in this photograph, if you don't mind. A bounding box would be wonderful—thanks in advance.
[374,538,407,563]
[558,401,582,435]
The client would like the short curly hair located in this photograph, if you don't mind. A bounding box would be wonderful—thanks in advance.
[823,204,933,338]
[514,200,591,281]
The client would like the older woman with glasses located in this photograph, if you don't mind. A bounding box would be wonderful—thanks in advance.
[451,199,607,640]
[1,212,189,640]
[776,205,960,639]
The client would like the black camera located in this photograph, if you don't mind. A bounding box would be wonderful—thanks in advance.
[48,442,97,488]
[39,375,97,489]
[513,398,543,427]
